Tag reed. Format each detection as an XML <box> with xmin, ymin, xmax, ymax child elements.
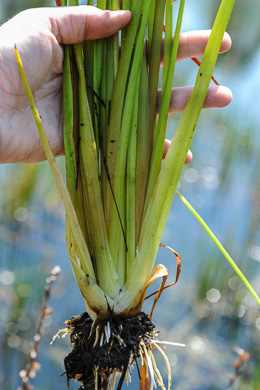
<box><xmin>15</xmin><ymin>0</ymin><xmax>259</xmax><ymax>388</ymax></box>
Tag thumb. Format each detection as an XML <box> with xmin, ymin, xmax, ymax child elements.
<box><xmin>47</xmin><ymin>6</ymin><xmax>131</xmax><ymax>43</ymax></box>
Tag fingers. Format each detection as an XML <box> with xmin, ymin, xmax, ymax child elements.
<box><xmin>161</xmin><ymin>30</ymin><xmax>231</xmax><ymax>64</ymax></box>
<box><xmin>46</xmin><ymin>6</ymin><xmax>131</xmax><ymax>43</ymax></box>
<box><xmin>161</xmin><ymin>83</ymin><xmax>232</xmax><ymax>163</ymax></box>
<box><xmin>185</xmin><ymin>149</ymin><xmax>193</xmax><ymax>164</ymax></box>
<box><xmin>157</xmin><ymin>85</ymin><xmax>233</xmax><ymax>114</ymax></box>
<box><xmin>163</xmin><ymin>139</ymin><xmax>193</xmax><ymax>164</ymax></box>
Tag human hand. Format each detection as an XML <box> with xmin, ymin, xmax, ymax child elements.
<box><xmin>0</xmin><ymin>7</ymin><xmax>232</xmax><ymax>164</ymax></box>
<box><xmin>0</xmin><ymin>6</ymin><xmax>131</xmax><ymax>163</ymax></box>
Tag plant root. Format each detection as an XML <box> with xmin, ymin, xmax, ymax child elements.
<box><xmin>63</xmin><ymin>311</ymin><xmax>169</xmax><ymax>390</ymax></box>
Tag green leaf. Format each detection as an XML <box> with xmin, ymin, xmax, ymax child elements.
<box><xmin>15</xmin><ymin>45</ymin><xmax>96</xmax><ymax>282</ymax></box>
<box><xmin>176</xmin><ymin>190</ymin><xmax>260</xmax><ymax>306</ymax></box>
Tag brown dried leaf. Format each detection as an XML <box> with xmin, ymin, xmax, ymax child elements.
<box><xmin>149</xmin><ymin>266</ymin><xmax>168</xmax><ymax>320</ymax></box>
<box><xmin>145</xmin><ymin>244</ymin><xmax>182</xmax><ymax>303</ymax></box>
<box><xmin>159</xmin><ymin>243</ymin><xmax>181</xmax><ymax>284</ymax></box>
<box><xmin>145</xmin><ymin>264</ymin><xmax>168</xmax><ymax>290</ymax></box>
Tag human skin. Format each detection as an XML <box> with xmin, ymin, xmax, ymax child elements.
<box><xmin>0</xmin><ymin>6</ymin><xmax>232</xmax><ymax>164</ymax></box>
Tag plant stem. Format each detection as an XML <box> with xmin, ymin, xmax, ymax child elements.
<box><xmin>176</xmin><ymin>190</ymin><xmax>260</xmax><ymax>306</ymax></box>
<box><xmin>126</xmin><ymin>89</ymin><xmax>138</xmax><ymax>277</ymax></box>
<box><xmin>125</xmin><ymin>0</ymin><xmax>237</xmax><ymax>298</ymax></box>
<box><xmin>105</xmin><ymin>0</ymin><xmax>144</xmax><ymax>215</ymax></box>
<box><xmin>144</xmin><ymin>0</ymin><xmax>185</xmax><ymax>213</ymax></box>
<box><xmin>107</xmin><ymin>0</ymin><xmax>152</xmax><ymax>274</ymax></box>
<box><xmin>73</xmin><ymin>43</ymin><xmax>120</xmax><ymax>297</ymax></box>
<box><xmin>121</xmin><ymin>0</ymin><xmax>133</xmax><ymax>46</ymax></box>
<box><xmin>135</xmin><ymin>46</ymin><xmax>150</xmax><ymax>244</ymax></box>
<box><xmin>15</xmin><ymin>46</ymin><xmax>96</xmax><ymax>282</ymax></box>
<box><xmin>162</xmin><ymin>0</ymin><xmax>173</xmax><ymax>88</ymax></box>
<box><xmin>148</xmin><ymin>0</ymin><xmax>166</xmax><ymax>144</ymax></box>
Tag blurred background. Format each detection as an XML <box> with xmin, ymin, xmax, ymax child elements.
<box><xmin>0</xmin><ymin>0</ymin><xmax>259</xmax><ymax>389</ymax></box>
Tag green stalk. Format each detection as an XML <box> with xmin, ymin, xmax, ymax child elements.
<box><xmin>22</xmin><ymin>0</ymin><xmax>246</xmax><ymax>326</ymax></box>
<box><xmin>147</xmin><ymin>1</ymin><xmax>155</xmax><ymax>53</ymax></box>
<box><xmin>93</xmin><ymin>0</ymin><xmax>106</xmax><ymax>154</ymax></box>
<box><xmin>112</xmin><ymin>0</ymin><xmax>120</xmax><ymax>75</ymax></box>
<box><xmin>15</xmin><ymin>46</ymin><xmax>96</xmax><ymax>282</ymax></box>
<box><xmin>69</xmin><ymin>0</ymin><xmax>78</xmax><ymax>6</ymax></box>
<box><xmin>63</xmin><ymin>45</ymin><xmax>77</xmax><ymax>204</ymax></box>
<box><xmin>144</xmin><ymin>0</ymin><xmax>185</xmax><ymax>214</ymax></box>
<box><xmin>148</xmin><ymin>0</ymin><xmax>166</xmax><ymax>143</ymax></box>
<box><xmin>84</xmin><ymin>38</ymin><xmax>94</xmax><ymax>120</ymax></box>
<box><xmin>107</xmin><ymin>0</ymin><xmax>152</xmax><ymax>273</ymax></box>
<box><xmin>125</xmin><ymin>0</ymin><xmax>237</xmax><ymax>299</ymax></box>
<box><xmin>63</xmin><ymin>45</ymin><xmax>90</xmax><ymax>251</ymax></box>
<box><xmin>162</xmin><ymin>0</ymin><xmax>173</xmax><ymax>88</ymax></box>
<box><xmin>105</xmin><ymin>0</ymin><xmax>144</xmax><ymax>212</ymax></box>
<box><xmin>144</xmin><ymin>0</ymin><xmax>236</xmax><ymax>251</ymax></box>
<box><xmin>176</xmin><ymin>190</ymin><xmax>260</xmax><ymax>306</ymax></box>
<box><xmin>100</xmin><ymin>47</ymin><xmax>107</xmax><ymax>153</ymax></box>
<box><xmin>73</xmin><ymin>43</ymin><xmax>120</xmax><ymax>297</ymax></box>
<box><xmin>102</xmin><ymin>0</ymin><xmax>120</xmax><ymax>221</ymax></box>
<box><xmin>85</xmin><ymin>0</ymin><xmax>94</xmax><ymax>115</ymax></box>
<box><xmin>121</xmin><ymin>0</ymin><xmax>133</xmax><ymax>47</ymax></box>
<box><xmin>102</xmin><ymin>35</ymin><xmax>113</xmax><ymax>217</ymax></box>
<box><xmin>117</xmin><ymin>181</ymin><xmax>126</xmax><ymax>283</ymax></box>
<box><xmin>122</xmin><ymin>0</ymin><xmax>132</xmax><ymax>10</ymax></box>
<box><xmin>135</xmin><ymin>46</ymin><xmax>150</xmax><ymax>243</ymax></box>
<box><xmin>126</xmin><ymin>89</ymin><xmax>138</xmax><ymax>277</ymax></box>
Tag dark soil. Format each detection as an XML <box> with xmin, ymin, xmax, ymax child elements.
<box><xmin>64</xmin><ymin>311</ymin><xmax>156</xmax><ymax>390</ymax></box>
